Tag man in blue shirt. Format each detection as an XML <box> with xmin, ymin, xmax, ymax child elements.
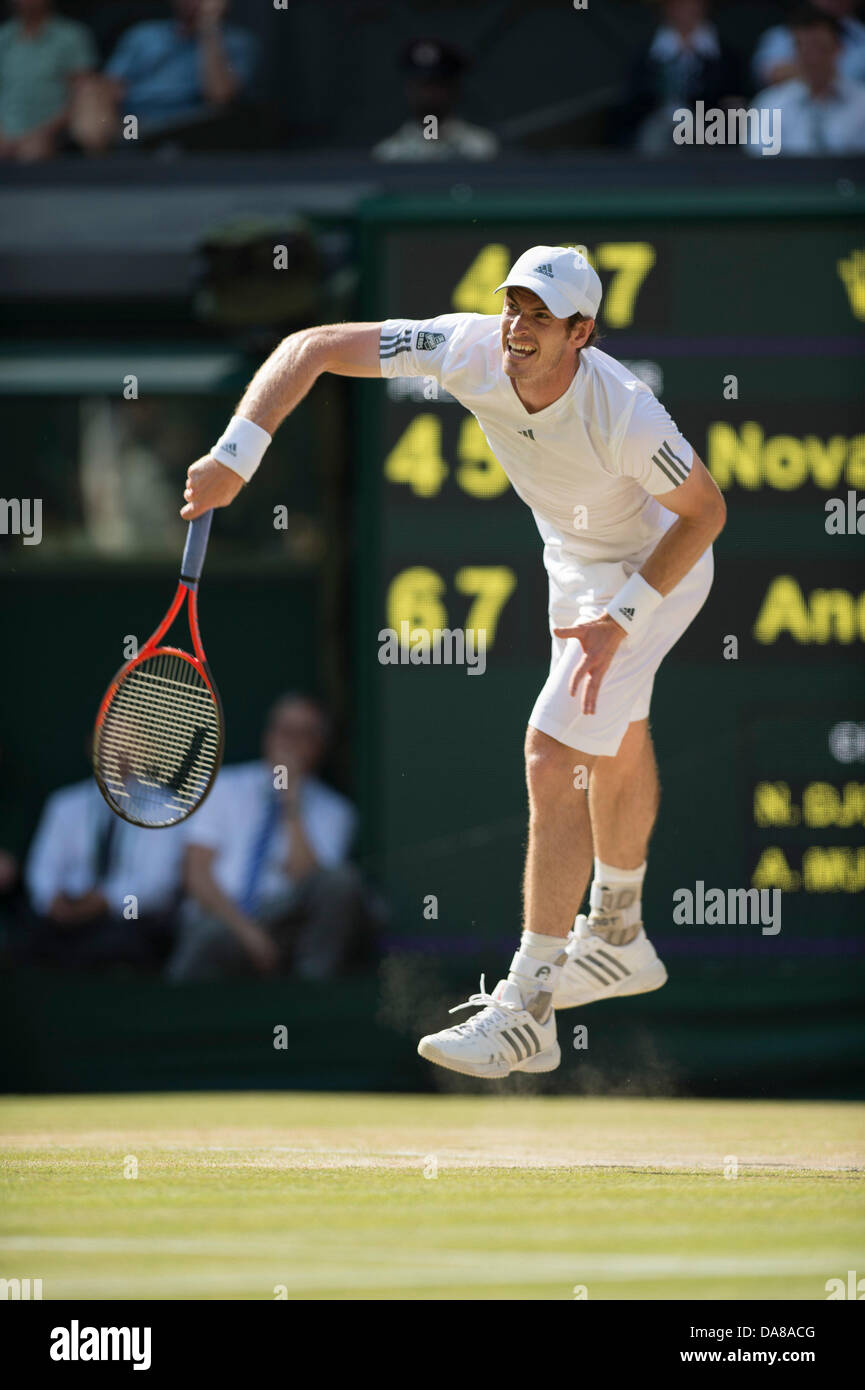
<box><xmin>76</xmin><ymin>0</ymin><xmax>257</xmax><ymax>147</ymax></box>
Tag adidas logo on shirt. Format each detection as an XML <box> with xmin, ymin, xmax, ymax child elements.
<box><xmin>518</xmin><ymin>428</ymin><xmax>535</xmax><ymax>439</ymax></box>
<box><xmin>534</xmin><ymin>263</ymin><xmax>554</xmax><ymax>278</ymax></box>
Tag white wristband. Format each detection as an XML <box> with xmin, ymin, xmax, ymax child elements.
<box><xmin>606</xmin><ymin>572</ymin><xmax>662</xmax><ymax>640</ymax></box>
<box><xmin>210</xmin><ymin>415</ymin><xmax>272</xmax><ymax>483</ymax></box>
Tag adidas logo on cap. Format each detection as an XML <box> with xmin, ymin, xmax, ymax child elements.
<box><xmin>495</xmin><ymin>245</ymin><xmax>603</xmax><ymax>320</ymax></box>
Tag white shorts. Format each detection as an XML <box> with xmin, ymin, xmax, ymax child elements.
<box><xmin>529</xmin><ymin>548</ymin><xmax>714</xmax><ymax>756</ymax></box>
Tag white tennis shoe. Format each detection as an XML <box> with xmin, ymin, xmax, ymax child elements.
<box><xmin>417</xmin><ymin>976</ymin><xmax>561</xmax><ymax>1078</ymax></box>
<box><xmin>552</xmin><ymin>915</ymin><xmax>668</xmax><ymax>1009</ymax></box>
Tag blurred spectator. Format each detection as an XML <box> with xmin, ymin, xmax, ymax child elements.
<box><xmin>752</xmin><ymin>0</ymin><xmax>865</xmax><ymax>86</ymax></box>
<box><xmin>19</xmin><ymin>757</ymin><xmax>186</xmax><ymax>970</ymax></box>
<box><xmin>0</xmin><ymin>847</ymin><xmax>18</xmax><ymax>895</ymax></box>
<box><xmin>0</xmin><ymin>0</ymin><xmax>96</xmax><ymax>161</ymax></box>
<box><xmin>749</xmin><ymin>6</ymin><xmax>865</xmax><ymax>155</ymax></box>
<box><xmin>0</xmin><ymin>738</ymin><xmax>27</xmax><ymax>947</ymax></box>
<box><xmin>73</xmin><ymin>0</ymin><xmax>257</xmax><ymax>153</ymax></box>
<box><xmin>617</xmin><ymin>0</ymin><xmax>743</xmax><ymax>153</ymax></box>
<box><xmin>0</xmin><ymin>847</ymin><xmax>22</xmax><ymax>946</ymax></box>
<box><xmin>168</xmin><ymin>694</ymin><xmax>379</xmax><ymax>982</ymax></box>
<box><xmin>372</xmin><ymin>37</ymin><xmax>498</xmax><ymax>161</ymax></box>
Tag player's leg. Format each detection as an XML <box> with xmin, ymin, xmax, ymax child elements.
<box><xmin>416</xmin><ymin>728</ymin><xmax>596</xmax><ymax>1079</ymax></box>
<box><xmin>587</xmin><ymin>717</ymin><xmax>659</xmax><ymax>942</ymax></box>
<box><xmin>547</xmin><ymin>553</ymin><xmax>714</xmax><ymax>1010</ymax></box>
<box><xmin>554</xmin><ymin>719</ymin><xmax>668</xmax><ymax>1008</ymax></box>
<box><xmin>417</xmin><ymin>554</ymin><xmax>714</xmax><ymax>1073</ymax></box>
<box><xmin>590</xmin><ymin>718</ymin><xmax>659</xmax><ymax>873</ymax></box>
<box><xmin>522</xmin><ymin>726</ymin><xmax>597</xmax><ymax>938</ymax></box>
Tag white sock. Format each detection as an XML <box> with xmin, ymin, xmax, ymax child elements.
<box><xmin>506</xmin><ymin>931</ymin><xmax>568</xmax><ymax>1005</ymax></box>
<box><xmin>587</xmin><ymin>859</ymin><xmax>646</xmax><ymax>945</ymax></box>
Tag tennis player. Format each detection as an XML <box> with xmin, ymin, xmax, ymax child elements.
<box><xmin>181</xmin><ymin>245</ymin><xmax>726</xmax><ymax>1078</ymax></box>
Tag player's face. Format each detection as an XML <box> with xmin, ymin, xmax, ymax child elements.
<box><xmin>501</xmin><ymin>287</ymin><xmax>582</xmax><ymax>382</ymax></box>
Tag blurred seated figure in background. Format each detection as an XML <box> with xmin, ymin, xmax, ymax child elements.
<box><xmin>168</xmin><ymin>694</ymin><xmax>381</xmax><ymax>982</ymax></box>
<box><xmin>19</xmin><ymin>747</ymin><xmax>186</xmax><ymax>971</ymax></box>
<box><xmin>752</xmin><ymin>0</ymin><xmax>865</xmax><ymax>87</ymax></box>
<box><xmin>749</xmin><ymin>5</ymin><xmax>865</xmax><ymax>155</ymax></box>
<box><xmin>372</xmin><ymin>36</ymin><xmax>498</xmax><ymax>162</ymax></box>
<box><xmin>72</xmin><ymin>0</ymin><xmax>257</xmax><ymax>154</ymax></box>
<box><xmin>0</xmin><ymin>0</ymin><xmax>96</xmax><ymax>161</ymax></box>
<box><xmin>616</xmin><ymin>0</ymin><xmax>743</xmax><ymax>153</ymax></box>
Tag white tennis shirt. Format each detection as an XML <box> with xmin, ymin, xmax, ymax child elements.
<box><xmin>379</xmin><ymin>313</ymin><xmax>694</xmax><ymax>584</ymax></box>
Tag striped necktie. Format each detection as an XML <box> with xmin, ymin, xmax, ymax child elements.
<box><xmin>94</xmin><ymin>804</ymin><xmax>119</xmax><ymax>881</ymax></box>
<box><xmin>239</xmin><ymin>789</ymin><xmax>281</xmax><ymax>916</ymax></box>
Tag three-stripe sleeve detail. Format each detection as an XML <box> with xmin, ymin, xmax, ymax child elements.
<box><xmin>652</xmin><ymin>439</ymin><xmax>690</xmax><ymax>488</ymax></box>
<box><xmin>380</xmin><ymin>327</ymin><xmax>416</xmax><ymax>360</ymax></box>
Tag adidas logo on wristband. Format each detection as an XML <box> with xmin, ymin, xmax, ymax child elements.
<box><xmin>607</xmin><ymin>574</ymin><xmax>662</xmax><ymax>640</ymax></box>
<box><xmin>211</xmin><ymin>415</ymin><xmax>272</xmax><ymax>483</ymax></box>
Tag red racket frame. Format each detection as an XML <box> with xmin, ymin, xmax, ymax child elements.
<box><xmin>93</xmin><ymin>580</ymin><xmax>225</xmax><ymax>827</ymax></box>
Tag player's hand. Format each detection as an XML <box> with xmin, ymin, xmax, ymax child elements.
<box><xmin>552</xmin><ymin>614</ymin><xmax>626</xmax><ymax>715</ymax></box>
<box><xmin>181</xmin><ymin>456</ymin><xmax>243</xmax><ymax>520</ymax></box>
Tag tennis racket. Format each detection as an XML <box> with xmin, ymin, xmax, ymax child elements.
<box><xmin>93</xmin><ymin>511</ymin><xmax>224</xmax><ymax>828</ymax></box>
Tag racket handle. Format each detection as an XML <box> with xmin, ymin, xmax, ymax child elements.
<box><xmin>180</xmin><ymin>510</ymin><xmax>213</xmax><ymax>586</ymax></box>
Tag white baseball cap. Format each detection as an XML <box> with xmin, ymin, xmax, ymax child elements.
<box><xmin>495</xmin><ymin>244</ymin><xmax>602</xmax><ymax>319</ymax></box>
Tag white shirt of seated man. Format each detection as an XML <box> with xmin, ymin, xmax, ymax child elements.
<box><xmin>184</xmin><ymin>759</ymin><xmax>356</xmax><ymax>915</ymax></box>
<box><xmin>26</xmin><ymin>778</ymin><xmax>186</xmax><ymax>920</ymax></box>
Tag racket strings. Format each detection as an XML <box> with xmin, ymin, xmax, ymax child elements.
<box><xmin>95</xmin><ymin>651</ymin><xmax>222</xmax><ymax>827</ymax></box>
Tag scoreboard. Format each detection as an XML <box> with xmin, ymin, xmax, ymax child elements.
<box><xmin>354</xmin><ymin>191</ymin><xmax>865</xmax><ymax>976</ymax></box>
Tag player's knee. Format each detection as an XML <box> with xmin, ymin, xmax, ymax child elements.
<box><xmin>524</xmin><ymin>728</ymin><xmax>586</xmax><ymax>804</ymax></box>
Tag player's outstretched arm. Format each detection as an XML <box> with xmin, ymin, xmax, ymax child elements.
<box><xmin>181</xmin><ymin>322</ymin><xmax>383</xmax><ymax>519</ymax></box>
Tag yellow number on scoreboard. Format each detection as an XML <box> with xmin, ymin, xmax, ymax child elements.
<box><xmin>383</xmin><ymin>414</ymin><xmax>448</xmax><ymax>497</ymax></box>
<box><xmin>456</xmin><ymin>418</ymin><xmax>510</xmax><ymax>498</ymax></box>
<box><xmin>595</xmin><ymin>243</ymin><xmax>656</xmax><ymax>328</ymax></box>
<box><xmin>385</xmin><ymin>565</ymin><xmax>517</xmax><ymax>647</ymax></box>
<box><xmin>451</xmin><ymin>243</ymin><xmax>511</xmax><ymax>313</ymax></box>
<box><xmin>386</xmin><ymin>566</ymin><xmax>448</xmax><ymax>637</ymax></box>
<box><xmin>455</xmin><ymin>566</ymin><xmax>517</xmax><ymax>644</ymax></box>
